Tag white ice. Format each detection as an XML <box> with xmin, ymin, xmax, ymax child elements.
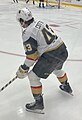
<box><xmin>0</xmin><ymin>0</ymin><xmax>82</xmax><ymax>120</ymax></box>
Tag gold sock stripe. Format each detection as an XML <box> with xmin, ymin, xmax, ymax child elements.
<box><xmin>57</xmin><ymin>73</ymin><xmax>68</xmax><ymax>83</ymax></box>
<box><xmin>31</xmin><ymin>85</ymin><xmax>42</xmax><ymax>94</ymax></box>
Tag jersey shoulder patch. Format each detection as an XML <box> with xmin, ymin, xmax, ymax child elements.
<box><xmin>23</xmin><ymin>37</ymin><xmax>38</xmax><ymax>55</ymax></box>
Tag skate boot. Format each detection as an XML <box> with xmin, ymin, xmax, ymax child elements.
<box><xmin>25</xmin><ymin>94</ymin><xmax>44</xmax><ymax>114</ymax></box>
<box><xmin>33</xmin><ymin>0</ymin><xmax>35</xmax><ymax>5</ymax></box>
<box><xmin>39</xmin><ymin>3</ymin><xmax>41</xmax><ymax>8</ymax></box>
<box><xmin>42</xmin><ymin>3</ymin><xmax>45</xmax><ymax>8</ymax></box>
<box><xmin>26</xmin><ymin>0</ymin><xmax>29</xmax><ymax>3</ymax></box>
<box><xmin>59</xmin><ymin>81</ymin><xmax>73</xmax><ymax>94</ymax></box>
<box><xmin>16</xmin><ymin>0</ymin><xmax>18</xmax><ymax>3</ymax></box>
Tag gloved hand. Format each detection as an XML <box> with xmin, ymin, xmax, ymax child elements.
<box><xmin>16</xmin><ymin>64</ymin><xmax>29</xmax><ymax>79</ymax></box>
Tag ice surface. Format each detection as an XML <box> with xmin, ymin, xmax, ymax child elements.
<box><xmin>0</xmin><ymin>0</ymin><xmax>82</xmax><ymax>120</ymax></box>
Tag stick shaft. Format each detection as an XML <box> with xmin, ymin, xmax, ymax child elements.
<box><xmin>0</xmin><ymin>76</ymin><xmax>17</xmax><ymax>92</ymax></box>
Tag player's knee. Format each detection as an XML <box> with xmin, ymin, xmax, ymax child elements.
<box><xmin>53</xmin><ymin>70</ymin><xmax>68</xmax><ymax>83</ymax></box>
<box><xmin>53</xmin><ymin>70</ymin><xmax>65</xmax><ymax>77</ymax></box>
<box><xmin>28</xmin><ymin>70</ymin><xmax>41</xmax><ymax>86</ymax></box>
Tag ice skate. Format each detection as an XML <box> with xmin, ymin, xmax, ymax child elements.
<box><xmin>25</xmin><ymin>95</ymin><xmax>44</xmax><ymax>114</ymax></box>
<box><xmin>33</xmin><ymin>1</ymin><xmax>35</xmax><ymax>5</ymax></box>
<box><xmin>42</xmin><ymin>3</ymin><xmax>45</xmax><ymax>8</ymax></box>
<box><xmin>39</xmin><ymin>3</ymin><xmax>41</xmax><ymax>8</ymax></box>
<box><xmin>59</xmin><ymin>81</ymin><xmax>73</xmax><ymax>96</ymax></box>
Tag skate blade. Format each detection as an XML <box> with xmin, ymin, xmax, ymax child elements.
<box><xmin>60</xmin><ymin>90</ymin><xmax>74</xmax><ymax>96</ymax></box>
<box><xmin>26</xmin><ymin>108</ymin><xmax>45</xmax><ymax>114</ymax></box>
<box><xmin>68</xmin><ymin>93</ymin><xmax>74</xmax><ymax>96</ymax></box>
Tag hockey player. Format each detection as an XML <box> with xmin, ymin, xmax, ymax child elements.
<box><xmin>39</xmin><ymin>0</ymin><xmax>45</xmax><ymax>8</ymax></box>
<box><xmin>26</xmin><ymin>0</ymin><xmax>35</xmax><ymax>5</ymax></box>
<box><xmin>16</xmin><ymin>8</ymin><xmax>73</xmax><ymax>114</ymax></box>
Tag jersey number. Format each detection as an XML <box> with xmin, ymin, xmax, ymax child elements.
<box><xmin>25</xmin><ymin>44</ymin><xmax>32</xmax><ymax>51</ymax></box>
<box><xmin>42</xmin><ymin>25</ymin><xmax>55</xmax><ymax>44</ymax></box>
<box><xmin>42</xmin><ymin>24</ymin><xmax>57</xmax><ymax>45</ymax></box>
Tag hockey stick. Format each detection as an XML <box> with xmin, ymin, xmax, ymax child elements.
<box><xmin>0</xmin><ymin>76</ymin><xmax>17</xmax><ymax>92</ymax></box>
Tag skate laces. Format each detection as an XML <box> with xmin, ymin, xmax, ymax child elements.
<box><xmin>28</xmin><ymin>102</ymin><xmax>36</xmax><ymax>107</ymax></box>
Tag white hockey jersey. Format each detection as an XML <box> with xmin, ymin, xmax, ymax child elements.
<box><xmin>22</xmin><ymin>20</ymin><xmax>63</xmax><ymax>68</ymax></box>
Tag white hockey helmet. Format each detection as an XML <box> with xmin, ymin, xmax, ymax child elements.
<box><xmin>16</xmin><ymin>8</ymin><xmax>33</xmax><ymax>22</ymax></box>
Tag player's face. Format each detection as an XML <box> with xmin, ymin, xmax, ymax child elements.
<box><xmin>19</xmin><ymin>18</ymin><xmax>28</xmax><ymax>28</ymax></box>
